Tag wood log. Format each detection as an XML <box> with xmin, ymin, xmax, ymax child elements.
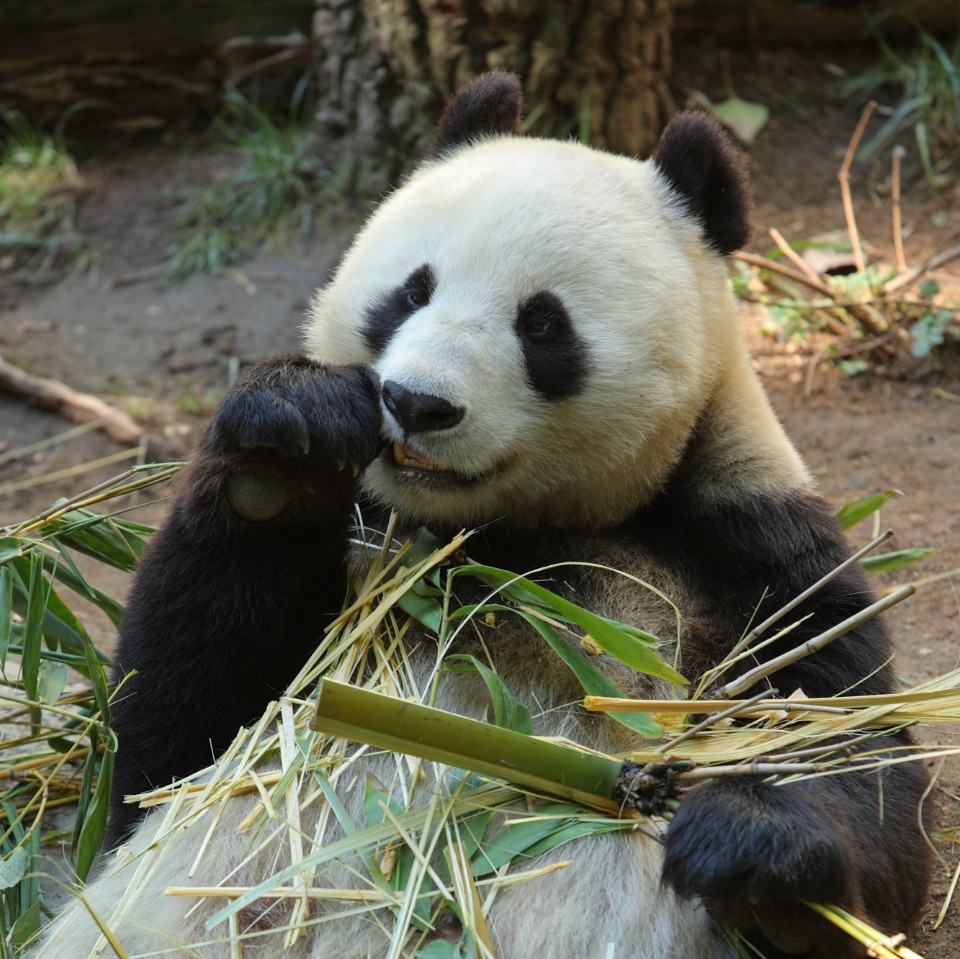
<box><xmin>0</xmin><ymin>353</ymin><xmax>180</xmax><ymax>461</ymax></box>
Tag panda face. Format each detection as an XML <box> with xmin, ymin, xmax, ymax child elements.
<box><xmin>307</xmin><ymin>136</ymin><xmax>739</xmax><ymax>528</ymax></box>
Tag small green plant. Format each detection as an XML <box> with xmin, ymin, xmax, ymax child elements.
<box><xmin>0</xmin><ymin>107</ymin><xmax>84</xmax><ymax>281</ymax></box>
<box><xmin>845</xmin><ymin>23</ymin><xmax>960</xmax><ymax>188</ymax></box>
<box><xmin>0</xmin><ymin>465</ymin><xmax>178</xmax><ymax>957</ymax></box>
<box><xmin>165</xmin><ymin>82</ymin><xmax>339</xmax><ymax>282</ymax></box>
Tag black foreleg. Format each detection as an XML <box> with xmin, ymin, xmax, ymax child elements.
<box><xmin>107</xmin><ymin>357</ymin><xmax>381</xmax><ymax>845</ymax></box>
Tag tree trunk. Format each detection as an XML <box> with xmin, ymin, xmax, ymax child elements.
<box><xmin>312</xmin><ymin>0</ymin><xmax>677</xmax><ymax>195</ymax></box>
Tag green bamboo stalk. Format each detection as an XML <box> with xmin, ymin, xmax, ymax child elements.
<box><xmin>312</xmin><ymin>680</ymin><xmax>622</xmax><ymax>813</ymax></box>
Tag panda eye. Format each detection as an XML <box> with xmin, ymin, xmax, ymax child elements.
<box><xmin>402</xmin><ymin>264</ymin><xmax>435</xmax><ymax>312</ymax></box>
<box><xmin>517</xmin><ymin>291</ymin><xmax>566</xmax><ymax>342</ymax></box>
<box><xmin>406</xmin><ymin>287</ymin><xmax>428</xmax><ymax>310</ymax></box>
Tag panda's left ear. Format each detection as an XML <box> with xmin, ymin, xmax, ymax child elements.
<box><xmin>429</xmin><ymin>72</ymin><xmax>524</xmax><ymax>158</ymax></box>
<box><xmin>652</xmin><ymin>112</ymin><xmax>752</xmax><ymax>256</ymax></box>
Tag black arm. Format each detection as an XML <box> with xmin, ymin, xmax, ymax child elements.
<box><xmin>627</xmin><ymin>488</ymin><xmax>933</xmax><ymax>957</ymax></box>
<box><xmin>107</xmin><ymin>357</ymin><xmax>381</xmax><ymax>846</ymax></box>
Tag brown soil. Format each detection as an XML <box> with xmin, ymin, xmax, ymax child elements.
<box><xmin>1</xmin><ymin>44</ymin><xmax>958</xmax><ymax>956</ymax></box>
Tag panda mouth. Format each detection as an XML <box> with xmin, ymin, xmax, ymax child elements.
<box><xmin>389</xmin><ymin>442</ymin><xmax>489</xmax><ymax>486</ymax></box>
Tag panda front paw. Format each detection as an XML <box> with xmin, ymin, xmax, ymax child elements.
<box><xmin>662</xmin><ymin>778</ymin><xmax>849</xmax><ymax>955</ymax></box>
<box><xmin>200</xmin><ymin>356</ymin><xmax>383</xmax><ymax>522</ymax></box>
<box><xmin>210</xmin><ymin>357</ymin><xmax>381</xmax><ymax>465</ymax></box>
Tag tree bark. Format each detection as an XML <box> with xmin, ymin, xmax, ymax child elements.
<box><xmin>312</xmin><ymin>0</ymin><xmax>678</xmax><ymax>195</ymax></box>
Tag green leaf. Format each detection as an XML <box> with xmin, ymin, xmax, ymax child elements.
<box><xmin>860</xmin><ymin>547</ymin><xmax>940</xmax><ymax>573</ymax></box>
<box><xmin>0</xmin><ymin>565</ymin><xmax>12</xmax><ymax>670</ymax></box>
<box><xmin>417</xmin><ymin>942</ymin><xmax>463</xmax><ymax>959</ymax></box>
<box><xmin>8</xmin><ymin>901</ymin><xmax>42</xmax><ymax>949</ymax></box>
<box><xmin>919</xmin><ymin>277</ymin><xmax>940</xmax><ymax>299</ymax></box>
<box><xmin>470</xmin><ymin>816</ymin><xmax>566</xmax><ymax>877</ymax></box>
<box><xmin>37</xmin><ymin>660</ymin><xmax>68</xmax><ymax>705</ymax></box>
<box><xmin>0</xmin><ymin>537</ymin><xmax>23</xmax><ymax>564</ymax></box>
<box><xmin>20</xmin><ymin>553</ymin><xmax>46</xmax><ymax>704</ymax></box>
<box><xmin>397</xmin><ymin>584</ymin><xmax>444</xmax><ymax>634</ymax></box>
<box><xmin>511</xmin><ymin>609</ymin><xmax>661</xmax><ymax>738</ymax></box>
<box><xmin>73</xmin><ymin>747</ymin><xmax>113</xmax><ymax>881</ymax></box>
<box><xmin>0</xmin><ymin>846</ymin><xmax>29</xmax><ymax>890</ymax></box>
<box><xmin>447</xmin><ymin>655</ymin><xmax>533</xmax><ymax>735</ymax></box>
<box><xmin>834</xmin><ymin>491</ymin><xmax>902</xmax><ymax>530</ymax></box>
<box><xmin>455</xmin><ymin>565</ymin><xmax>684</xmax><ymax>686</ymax></box>
<box><xmin>364</xmin><ymin>776</ymin><xmax>405</xmax><ymax>829</ymax></box>
<box><xmin>690</xmin><ymin>91</ymin><xmax>769</xmax><ymax>144</ymax></box>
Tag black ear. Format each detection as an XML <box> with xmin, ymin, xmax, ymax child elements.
<box><xmin>652</xmin><ymin>112</ymin><xmax>752</xmax><ymax>256</ymax></box>
<box><xmin>429</xmin><ymin>72</ymin><xmax>524</xmax><ymax>158</ymax></box>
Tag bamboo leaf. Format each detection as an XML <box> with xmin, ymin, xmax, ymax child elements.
<box><xmin>455</xmin><ymin>564</ymin><xmax>684</xmax><ymax>686</ymax></box>
<box><xmin>470</xmin><ymin>818</ymin><xmax>561</xmax><ymax>877</ymax></box>
<box><xmin>8</xmin><ymin>901</ymin><xmax>42</xmax><ymax>950</ymax></box>
<box><xmin>0</xmin><ymin>538</ymin><xmax>23</xmax><ymax>564</ymax></box>
<box><xmin>835</xmin><ymin>490</ymin><xmax>901</xmax><ymax>529</ymax></box>
<box><xmin>511</xmin><ymin>609</ymin><xmax>662</xmax><ymax>738</ymax></box>
<box><xmin>37</xmin><ymin>660</ymin><xmax>68</xmax><ymax>705</ymax></box>
<box><xmin>73</xmin><ymin>748</ymin><xmax>113</xmax><ymax>882</ymax></box>
<box><xmin>446</xmin><ymin>655</ymin><xmax>533</xmax><ymax>735</ymax></box>
<box><xmin>0</xmin><ymin>847</ymin><xmax>29</xmax><ymax>890</ymax></box>
<box><xmin>397</xmin><ymin>585</ymin><xmax>444</xmax><ymax>634</ymax></box>
<box><xmin>860</xmin><ymin>547</ymin><xmax>939</xmax><ymax>573</ymax></box>
<box><xmin>0</xmin><ymin>565</ymin><xmax>12</xmax><ymax>670</ymax></box>
<box><xmin>20</xmin><ymin>553</ymin><xmax>46</xmax><ymax>704</ymax></box>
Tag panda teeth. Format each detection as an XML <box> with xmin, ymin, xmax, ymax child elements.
<box><xmin>393</xmin><ymin>442</ymin><xmax>446</xmax><ymax>473</ymax></box>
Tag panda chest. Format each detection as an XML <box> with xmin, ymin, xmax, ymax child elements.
<box><xmin>350</xmin><ymin>537</ymin><xmax>690</xmax><ymax>756</ymax></box>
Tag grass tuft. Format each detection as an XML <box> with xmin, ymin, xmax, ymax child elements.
<box><xmin>164</xmin><ymin>83</ymin><xmax>341</xmax><ymax>282</ymax></box>
<box><xmin>0</xmin><ymin>107</ymin><xmax>86</xmax><ymax>283</ymax></box>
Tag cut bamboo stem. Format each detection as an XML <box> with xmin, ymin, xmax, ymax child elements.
<box><xmin>311</xmin><ymin>679</ymin><xmax>622</xmax><ymax>813</ymax></box>
<box><xmin>891</xmin><ymin>145</ymin><xmax>908</xmax><ymax>273</ymax></box>
<box><xmin>725</xmin><ymin>529</ymin><xmax>895</xmax><ymax>662</ymax></box>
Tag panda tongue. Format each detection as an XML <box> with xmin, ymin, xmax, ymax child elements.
<box><xmin>393</xmin><ymin>442</ymin><xmax>446</xmax><ymax>472</ymax></box>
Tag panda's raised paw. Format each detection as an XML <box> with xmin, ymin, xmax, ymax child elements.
<box><xmin>205</xmin><ymin>356</ymin><xmax>382</xmax><ymax>471</ymax></box>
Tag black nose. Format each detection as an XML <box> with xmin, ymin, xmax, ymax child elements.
<box><xmin>382</xmin><ymin>380</ymin><xmax>465</xmax><ymax>433</ymax></box>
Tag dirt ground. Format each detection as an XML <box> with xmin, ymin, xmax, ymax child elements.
<box><xmin>1</xmin><ymin>43</ymin><xmax>959</xmax><ymax>956</ymax></box>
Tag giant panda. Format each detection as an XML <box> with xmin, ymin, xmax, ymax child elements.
<box><xmin>33</xmin><ymin>73</ymin><xmax>932</xmax><ymax>959</ymax></box>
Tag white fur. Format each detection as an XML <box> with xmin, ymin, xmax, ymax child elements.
<box><xmin>32</xmin><ymin>133</ymin><xmax>813</xmax><ymax>958</ymax></box>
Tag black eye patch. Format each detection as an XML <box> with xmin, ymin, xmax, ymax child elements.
<box><xmin>515</xmin><ymin>291</ymin><xmax>590</xmax><ymax>401</ymax></box>
<box><xmin>363</xmin><ymin>263</ymin><xmax>437</xmax><ymax>354</ymax></box>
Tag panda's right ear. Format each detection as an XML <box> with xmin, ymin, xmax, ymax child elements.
<box><xmin>429</xmin><ymin>72</ymin><xmax>524</xmax><ymax>158</ymax></box>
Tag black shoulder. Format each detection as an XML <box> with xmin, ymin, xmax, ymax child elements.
<box><xmin>627</xmin><ymin>486</ymin><xmax>897</xmax><ymax>699</ymax></box>
<box><xmin>429</xmin><ymin>71</ymin><xmax>524</xmax><ymax>158</ymax></box>
<box><xmin>652</xmin><ymin>111</ymin><xmax>752</xmax><ymax>255</ymax></box>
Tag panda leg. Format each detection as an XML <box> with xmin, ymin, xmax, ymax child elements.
<box><xmin>106</xmin><ymin>356</ymin><xmax>382</xmax><ymax>846</ymax></box>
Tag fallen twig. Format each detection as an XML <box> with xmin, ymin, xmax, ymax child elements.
<box><xmin>0</xmin><ymin>352</ymin><xmax>179</xmax><ymax>460</ymax></box>
<box><xmin>838</xmin><ymin>100</ymin><xmax>876</xmax><ymax>275</ymax></box>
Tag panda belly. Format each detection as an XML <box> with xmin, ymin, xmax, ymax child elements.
<box><xmin>35</xmin><ymin>809</ymin><xmax>730</xmax><ymax>959</ymax></box>
<box><xmin>34</xmin><ymin>761</ymin><xmax>732</xmax><ymax>959</ymax></box>
<box><xmin>33</xmin><ymin>609</ymin><xmax>731</xmax><ymax>959</ymax></box>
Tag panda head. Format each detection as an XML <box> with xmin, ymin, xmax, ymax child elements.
<box><xmin>306</xmin><ymin>73</ymin><xmax>788</xmax><ymax>529</ymax></box>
